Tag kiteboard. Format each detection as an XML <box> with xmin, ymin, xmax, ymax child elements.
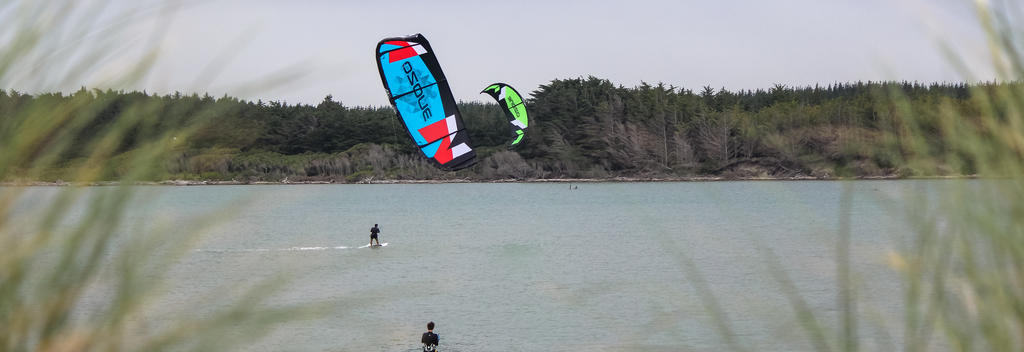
<box><xmin>359</xmin><ymin>242</ymin><xmax>389</xmax><ymax>249</ymax></box>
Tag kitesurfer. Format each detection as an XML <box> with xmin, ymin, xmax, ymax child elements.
<box><xmin>421</xmin><ymin>321</ymin><xmax>439</xmax><ymax>352</ymax></box>
<box><xmin>369</xmin><ymin>224</ymin><xmax>381</xmax><ymax>246</ymax></box>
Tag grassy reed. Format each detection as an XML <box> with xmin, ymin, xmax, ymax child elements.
<box><xmin>807</xmin><ymin>2</ymin><xmax>1024</xmax><ymax>351</ymax></box>
<box><xmin>0</xmin><ymin>1</ymin><xmax>310</xmax><ymax>351</ymax></box>
<box><xmin>672</xmin><ymin>2</ymin><xmax>1024</xmax><ymax>351</ymax></box>
<box><xmin>887</xmin><ymin>2</ymin><xmax>1024</xmax><ymax>351</ymax></box>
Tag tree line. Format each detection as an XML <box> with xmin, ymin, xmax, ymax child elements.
<box><xmin>0</xmin><ymin>77</ymin><xmax>997</xmax><ymax>182</ymax></box>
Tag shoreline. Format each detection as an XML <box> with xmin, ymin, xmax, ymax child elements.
<box><xmin>0</xmin><ymin>174</ymin><xmax>977</xmax><ymax>186</ymax></box>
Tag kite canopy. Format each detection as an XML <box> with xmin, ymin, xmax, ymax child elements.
<box><xmin>481</xmin><ymin>83</ymin><xmax>529</xmax><ymax>146</ymax></box>
<box><xmin>375</xmin><ymin>34</ymin><xmax>476</xmax><ymax>171</ymax></box>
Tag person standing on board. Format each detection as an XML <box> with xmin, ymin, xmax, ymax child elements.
<box><xmin>369</xmin><ymin>224</ymin><xmax>381</xmax><ymax>246</ymax></box>
<box><xmin>421</xmin><ymin>321</ymin><xmax>439</xmax><ymax>352</ymax></box>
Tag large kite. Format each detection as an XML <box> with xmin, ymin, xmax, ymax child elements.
<box><xmin>375</xmin><ymin>34</ymin><xmax>476</xmax><ymax>171</ymax></box>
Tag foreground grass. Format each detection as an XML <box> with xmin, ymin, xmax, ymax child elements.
<box><xmin>672</xmin><ymin>2</ymin><xmax>1024</xmax><ymax>351</ymax></box>
<box><xmin>0</xmin><ymin>1</ymin><xmax>311</xmax><ymax>351</ymax></box>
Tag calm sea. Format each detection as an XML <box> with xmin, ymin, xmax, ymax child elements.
<box><xmin>41</xmin><ymin>181</ymin><xmax>942</xmax><ymax>351</ymax></box>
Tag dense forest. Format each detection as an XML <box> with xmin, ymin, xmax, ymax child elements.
<box><xmin>0</xmin><ymin>77</ymin><xmax>994</xmax><ymax>182</ymax></box>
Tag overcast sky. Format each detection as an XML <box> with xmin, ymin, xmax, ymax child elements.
<box><xmin>14</xmin><ymin>0</ymin><xmax>999</xmax><ymax>106</ymax></box>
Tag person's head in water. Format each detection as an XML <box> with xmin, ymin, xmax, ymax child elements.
<box><xmin>374</xmin><ymin>224</ymin><xmax>378</xmax><ymax>227</ymax></box>
<box><xmin>427</xmin><ymin>321</ymin><xmax>434</xmax><ymax>331</ymax></box>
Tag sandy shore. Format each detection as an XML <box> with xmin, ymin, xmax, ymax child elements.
<box><xmin>0</xmin><ymin>174</ymin><xmax>978</xmax><ymax>186</ymax></box>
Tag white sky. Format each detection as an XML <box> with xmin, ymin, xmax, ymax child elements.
<box><xmin>9</xmin><ymin>0</ymin><xmax>999</xmax><ymax>106</ymax></box>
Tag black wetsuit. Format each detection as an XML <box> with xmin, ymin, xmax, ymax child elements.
<box><xmin>370</xmin><ymin>226</ymin><xmax>380</xmax><ymax>242</ymax></box>
<box><xmin>421</xmin><ymin>331</ymin><xmax>439</xmax><ymax>351</ymax></box>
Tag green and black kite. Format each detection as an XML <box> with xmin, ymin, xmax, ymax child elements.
<box><xmin>481</xmin><ymin>83</ymin><xmax>529</xmax><ymax>146</ymax></box>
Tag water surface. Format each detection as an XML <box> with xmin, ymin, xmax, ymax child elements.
<box><xmin>70</xmin><ymin>181</ymin><xmax>937</xmax><ymax>350</ymax></box>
